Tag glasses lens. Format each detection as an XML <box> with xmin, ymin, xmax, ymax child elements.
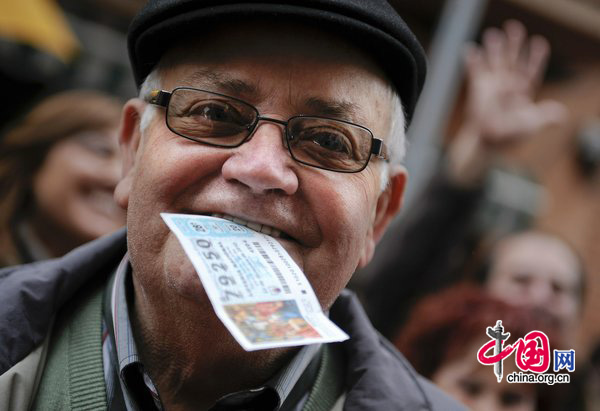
<box><xmin>287</xmin><ymin>117</ymin><xmax>373</xmax><ymax>172</ymax></box>
<box><xmin>167</xmin><ymin>88</ymin><xmax>257</xmax><ymax>146</ymax></box>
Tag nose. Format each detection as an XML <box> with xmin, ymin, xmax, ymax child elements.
<box><xmin>221</xmin><ymin>122</ymin><xmax>299</xmax><ymax>195</ymax></box>
<box><xmin>523</xmin><ymin>279</ymin><xmax>553</xmax><ymax>308</ymax></box>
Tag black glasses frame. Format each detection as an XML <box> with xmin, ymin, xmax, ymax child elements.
<box><xmin>146</xmin><ymin>87</ymin><xmax>389</xmax><ymax>173</ymax></box>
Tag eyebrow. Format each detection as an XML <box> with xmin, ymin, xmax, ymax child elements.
<box><xmin>179</xmin><ymin>69</ymin><xmax>259</xmax><ymax>97</ymax></box>
<box><xmin>178</xmin><ymin>69</ymin><xmax>364</xmax><ymax>123</ymax></box>
<box><xmin>304</xmin><ymin>97</ymin><xmax>362</xmax><ymax>123</ymax></box>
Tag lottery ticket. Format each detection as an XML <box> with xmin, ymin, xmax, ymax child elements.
<box><xmin>161</xmin><ymin>212</ymin><xmax>349</xmax><ymax>351</ymax></box>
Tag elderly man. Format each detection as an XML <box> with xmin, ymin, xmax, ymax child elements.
<box><xmin>0</xmin><ymin>1</ymin><xmax>464</xmax><ymax>410</ymax></box>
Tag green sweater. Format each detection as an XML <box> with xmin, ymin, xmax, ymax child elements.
<box><xmin>31</xmin><ymin>284</ymin><xmax>344</xmax><ymax>410</ymax></box>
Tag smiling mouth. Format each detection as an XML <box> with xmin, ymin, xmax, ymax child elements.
<box><xmin>209</xmin><ymin>212</ymin><xmax>293</xmax><ymax>240</ymax></box>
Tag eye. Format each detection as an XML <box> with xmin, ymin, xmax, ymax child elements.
<box><xmin>458</xmin><ymin>378</ymin><xmax>482</xmax><ymax>397</ymax></box>
<box><xmin>187</xmin><ymin>100</ymin><xmax>246</xmax><ymax>125</ymax></box>
<box><xmin>511</xmin><ymin>272</ymin><xmax>532</xmax><ymax>286</ymax></box>
<box><xmin>551</xmin><ymin>280</ymin><xmax>568</xmax><ymax>296</ymax></box>
<box><xmin>72</xmin><ymin>132</ymin><xmax>115</xmax><ymax>158</ymax></box>
<box><xmin>296</xmin><ymin>128</ymin><xmax>352</xmax><ymax>154</ymax></box>
<box><xmin>313</xmin><ymin>132</ymin><xmax>350</xmax><ymax>153</ymax></box>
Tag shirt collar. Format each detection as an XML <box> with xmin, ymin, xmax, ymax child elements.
<box><xmin>110</xmin><ymin>253</ymin><xmax>320</xmax><ymax>410</ymax></box>
<box><xmin>111</xmin><ymin>253</ymin><xmax>161</xmax><ymax>410</ymax></box>
<box><xmin>112</xmin><ymin>254</ymin><xmax>142</xmax><ymax>372</ymax></box>
<box><xmin>266</xmin><ymin>342</ymin><xmax>321</xmax><ymax>408</ymax></box>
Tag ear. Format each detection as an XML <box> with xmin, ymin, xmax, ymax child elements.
<box><xmin>358</xmin><ymin>165</ymin><xmax>407</xmax><ymax>268</ymax></box>
<box><xmin>114</xmin><ymin>98</ymin><xmax>147</xmax><ymax>210</ymax></box>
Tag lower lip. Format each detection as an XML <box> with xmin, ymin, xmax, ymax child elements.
<box><xmin>272</xmin><ymin>237</ymin><xmax>303</xmax><ymax>268</ymax></box>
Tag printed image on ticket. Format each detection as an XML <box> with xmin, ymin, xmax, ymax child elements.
<box><xmin>161</xmin><ymin>212</ymin><xmax>349</xmax><ymax>351</ymax></box>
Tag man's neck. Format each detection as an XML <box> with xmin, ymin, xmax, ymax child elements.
<box><xmin>130</xmin><ymin>275</ymin><xmax>296</xmax><ymax>410</ymax></box>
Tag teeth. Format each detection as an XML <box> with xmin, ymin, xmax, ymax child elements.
<box><xmin>213</xmin><ymin>213</ymin><xmax>282</xmax><ymax>238</ymax></box>
<box><xmin>247</xmin><ymin>222</ymin><xmax>261</xmax><ymax>231</ymax></box>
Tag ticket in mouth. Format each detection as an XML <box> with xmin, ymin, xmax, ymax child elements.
<box><xmin>161</xmin><ymin>212</ymin><xmax>349</xmax><ymax>351</ymax></box>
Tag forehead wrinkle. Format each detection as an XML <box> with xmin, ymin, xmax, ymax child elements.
<box><xmin>303</xmin><ymin>97</ymin><xmax>364</xmax><ymax>124</ymax></box>
<box><xmin>178</xmin><ymin>69</ymin><xmax>261</xmax><ymax>99</ymax></box>
<box><xmin>169</xmin><ymin>65</ymin><xmax>382</xmax><ymax>131</ymax></box>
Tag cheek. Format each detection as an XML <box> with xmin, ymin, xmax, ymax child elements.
<box><xmin>303</xmin><ymin>173</ymin><xmax>379</xmax><ymax>306</ymax></box>
<box><xmin>36</xmin><ymin>143</ymin><xmax>114</xmax><ymax>196</ymax></box>
<box><xmin>320</xmin><ymin>173</ymin><xmax>377</xmax><ymax>246</ymax></box>
<box><xmin>316</xmin><ymin>180</ymin><xmax>374</xmax><ymax>250</ymax></box>
<box><xmin>557</xmin><ymin>292</ymin><xmax>579</xmax><ymax>321</ymax></box>
<box><xmin>34</xmin><ymin>146</ymin><xmax>85</xmax><ymax>208</ymax></box>
<box><xmin>126</xmin><ymin>137</ymin><xmax>229</xmax><ymax>299</ymax></box>
<box><xmin>132</xmin><ymin>136</ymin><xmax>229</xmax><ymax>207</ymax></box>
<box><xmin>487</xmin><ymin>272</ymin><xmax>515</xmax><ymax>294</ymax></box>
<box><xmin>126</xmin><ymin>168</ymin><xmax>197</xmax><ymax>300</ymax></box>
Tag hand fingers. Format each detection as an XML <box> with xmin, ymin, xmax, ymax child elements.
<box><xmin>526</xmin><ymin>35</ymin><xmax>551</xmax><ymax>89</ymax></box>
<box><xmin>482</xmin><ymin>27</ymin><xmax>506</xmax><ymax>70</ymax></box>
<box><xmin>464</xmin><ymin>43</ymin><xmax>484</xmax><ymax>78</ymax></box>
<box><xmin>503</xmin><ymin>20</ymin><xmax>527</xmax><ymax>69</ymax></box>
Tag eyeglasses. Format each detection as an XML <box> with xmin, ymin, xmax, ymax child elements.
<box><xmin>145</xmin><ymin>87</ymin><xmax>389</xmax><ymax>173</ymax></box>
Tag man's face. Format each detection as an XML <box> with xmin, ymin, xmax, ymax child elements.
<box><xmin>486</xmin><ymin>232</ymin><xmax>581</xmax><ymax>333</ymax></box>
<box><xmin>116</xmin><ymin>23</ymin><xmax>406</xmax><ymax>311</ymax></box>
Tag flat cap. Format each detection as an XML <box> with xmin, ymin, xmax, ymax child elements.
<box><xmin>128</xmin><ymin>0</ymin><xmax>426</xmax><ymax>123</ymax></box>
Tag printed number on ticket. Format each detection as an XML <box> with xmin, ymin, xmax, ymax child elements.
<box><xmin>161</xmin><ymin>213</ymin><xmax>349</xmax><ymax>351</ymax></box>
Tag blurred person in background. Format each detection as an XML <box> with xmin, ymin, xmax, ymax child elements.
<box><xmin>363</xmin><ymin>20</ymin><xmax>570</xmax><ymax>339</ymax></box>
<box><xmin>477</xmin><ymin>229</ymin><xmax>588</xmax><ymax>411</ymax></box>
<box><xmin>397</xmin><ymin>285</ymin><xmax>565</xmax><ymax>411</ymax></box>
<box><xmin>483</xmin><ymin>229</ymin><xmax>585</xmax><ymax>346</ymax></box>
<box><xmin>0</xmin><ymin>90</ymin><xmax>126</xmax><ymax>266</ymax></box>
<box><xmin>363</xmin><ymin>23</ymin><xmax>587</xmax><ymax>406</ymax></box>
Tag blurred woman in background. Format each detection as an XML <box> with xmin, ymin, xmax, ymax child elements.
<box><xmin>0</xmin><ymin>90</ymin><xmax>126</xmax><ymax>266</ymax></box>
<box><xmin>397</xmin><ymin>285</ymin><xmax>566</xmax><ymax>411</ymax></box>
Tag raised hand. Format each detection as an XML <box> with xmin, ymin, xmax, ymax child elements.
<box><xmin>448</xmin><ymin>20</ymin><xmax>567</xmax><ymax>186</ymax></box>
<box><xmin>464</xmin><ymin>19</ymin><xmax>566</xmax><ymax>143</ymax></box>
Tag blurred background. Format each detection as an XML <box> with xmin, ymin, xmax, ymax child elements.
<box><xmin>378</xmin><ymin>0</ymin><xmax>600</xmax><ymax>358</ymax></box>
<box><xmin>0</xmin><ymin>0</ymin><xmax>598</xmax><ymax>410</ymax></box>
<box><xmin>0</xmin><ymin>0</ymin><xmax>144</xmax><ymax>129</ymax></box>
<box><xmin>363</xmin><ymin>1</ymin><xmax>600</xmax><ymax>409</ymax></box>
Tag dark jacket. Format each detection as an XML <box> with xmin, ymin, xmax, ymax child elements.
<box><xmin>0</xmin><ymin>229</ymin><xmax>464</xmax><ymax>410</ymax></box>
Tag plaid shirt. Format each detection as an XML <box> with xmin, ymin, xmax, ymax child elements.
<box><xmin>102</xmin><ymin>254</ymin><xmax>321</xmax><ymax>410</ymax></box>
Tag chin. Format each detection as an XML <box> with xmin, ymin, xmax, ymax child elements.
<box><xmin>170</xmin><ymin>271</ymin><xmax>208</xmax><ymax>302</ymax></box>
